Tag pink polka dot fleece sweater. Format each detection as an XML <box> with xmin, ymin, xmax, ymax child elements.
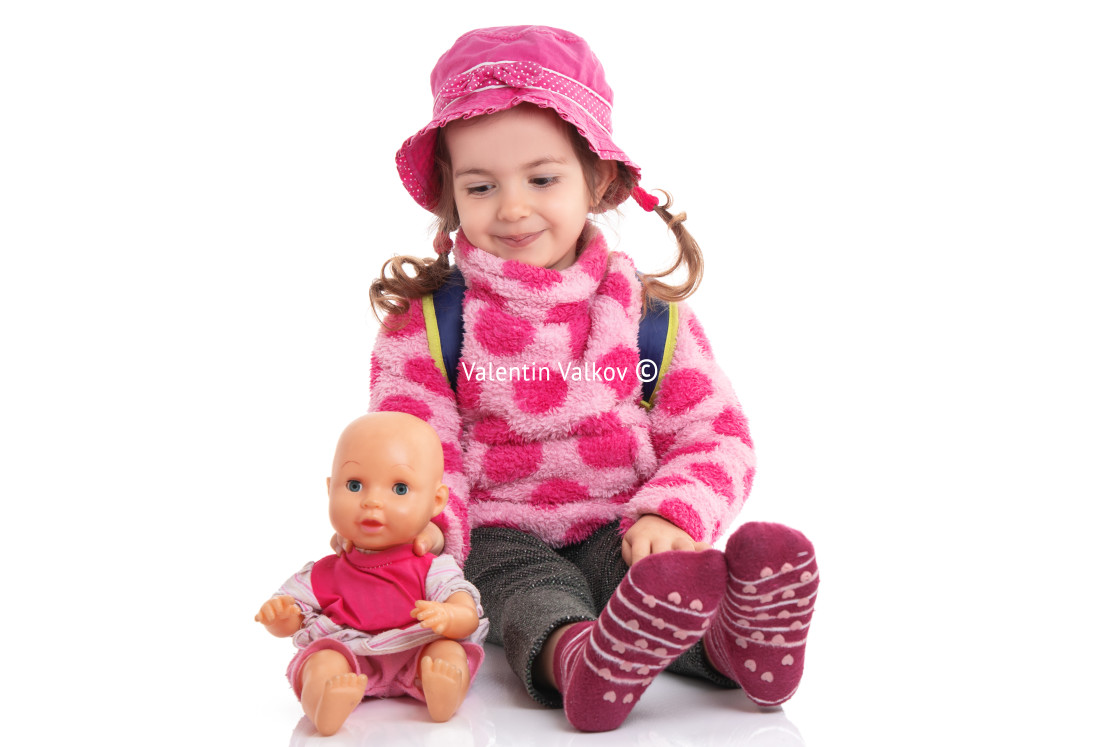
<box><xmin>368</xmin><ymin>228</ymin><xmax>755</xmax><ymax>565</ymax></box>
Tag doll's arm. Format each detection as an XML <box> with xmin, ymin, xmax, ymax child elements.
<box><xmin>624</xmin><ymin>303</ymin><xmax>755</xmax><ymax>548</ymax></box>
<box><xmin>255</xmin><ymin>595</ymin><xmax>303</xmax><ymax>638</ymax></box>
<box><xmin>411</xmin><ymin>592</ymin><xmax>480</xmax><ymax>639</ymax></box>
<box><xmin>261</xmin><ymin>563</ymin><xmax>327</xmax><ymax>641</ymax></box>
<box><xmin>367</xmin><ymin>304</ymin><xmax>471</xmax><ymax>564</ymax></box>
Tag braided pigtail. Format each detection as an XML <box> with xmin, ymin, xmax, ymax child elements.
<box><xmin>632</xmin><ymin>188</ymin><xmax>705</xmax><ymax>306</ymax></box>
<box><xmin>369</xmin><ymin>251</ymin><xmax>453</xmax><ymax>329</ymax></box>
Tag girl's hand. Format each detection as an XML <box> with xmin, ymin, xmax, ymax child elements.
<box><xmin>622</xmin><ymin>514</ymin><xmax>711</xmax><ymax>566</ymax></box>
<box><xmin>330</xmin><ymin>533</ymin><xmax>353</xmax><ymax>556</ymax></box>
<box><xmin>413</xmin><ymin>521</ymin><xmax>445</xmax><ymax>556</ymax></box>
<box><xmin>330</xmin><ymin>522</ymin><xmax>444</xmax><ymax>557</ymax></box>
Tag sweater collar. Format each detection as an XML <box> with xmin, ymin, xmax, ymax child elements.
<box><xmin>452</xmin><ymin>224</ymin><xmax>610</xmax><ymax>306</ymax></box>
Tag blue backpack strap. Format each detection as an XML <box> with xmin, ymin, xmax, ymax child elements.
<box><xmin>638</xmin><ymin>297</ymin><xmax>679</xmax><ymax>409</ymax></box>
<box><xmin>420</xmin><ymin>266</ymin><xmax>466</xmax><ymax>391</ymax></box>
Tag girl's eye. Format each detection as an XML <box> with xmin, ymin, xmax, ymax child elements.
<box><xmin>393</xmin><ymin>483</ymin><xmax>409</xmax><ymax>496</ymax></box>
<box><xmin>346</xmin><ymin>480</ymin><xmax>362</xmax><ymax>493</ymax></box>
<box><xmin>530</xmin><ymin>176</ymin><xmax>558</xmax><ymax>188</ymax></box>
<box><xmin>465</xmin><ymin>184</ymin><xmax>493</xmax><ymax>196</ymax></box>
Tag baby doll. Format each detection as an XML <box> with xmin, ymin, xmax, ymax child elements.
<box><xmin>256</xmin><ymin>412</ymin><xmax>487</xmax><ymax>735</ymax></box>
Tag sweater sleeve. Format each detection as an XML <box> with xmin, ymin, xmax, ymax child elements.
<box><xmin>621</xmin><ymin>303</ymin><xmax>756</xmax><ymax>544</ymax></box>
<box><xmin>368</xmin><ymin>301</ymin><xmax>472</xmax><ymax>564</ymax></box>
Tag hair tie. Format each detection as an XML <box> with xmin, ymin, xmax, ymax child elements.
<box><xmin>631</xmin><ymin>185</ymin><xmax>662</xmax><ymax>212</ymax></box>
<box><xmin>433</xmin><ymin>232</ymin><xmax>454</xmax><ymax>254</ymax></box>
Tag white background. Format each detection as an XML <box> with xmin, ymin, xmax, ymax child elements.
<box><xmin>2</xmin><ymin>1</ymin><xmax>1117</xmax><ymax>744</ymax></box>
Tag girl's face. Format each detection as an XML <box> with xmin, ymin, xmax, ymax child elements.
<box><xmin>444</xmin><ymin>106</ymin><xmax>612</xmax><ymax>271</ymax></box>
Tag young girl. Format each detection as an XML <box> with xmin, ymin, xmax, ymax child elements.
<box><xmin>363</xmin><ymin>25</ymin><xmax>819</xmax><ymax>733</ymax></box>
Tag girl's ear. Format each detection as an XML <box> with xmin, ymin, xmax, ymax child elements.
<box><xmin>591</xmin><ymin>159</ymin><xmax>618</xmax><ymax>209</ymax></box>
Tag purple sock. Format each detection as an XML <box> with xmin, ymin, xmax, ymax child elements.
<box><xmin>552</xmin><ymin>549</ymin><xmax>727</xmax><ymax>732</ymax></box>
<box><xmin>704</xmin><ymin>522</ymin><xmax>819</xmax><ymax>705</ymax></box>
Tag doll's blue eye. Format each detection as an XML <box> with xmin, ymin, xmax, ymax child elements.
<box><xmin>393</xmin><ymin>483</ymin><xmax>409</xmax><ymax>496</ymax></box>
<box><xmin>346</xmin><ymin>480</ymin><xmax>362</xmax><ymax>492</ymax></box>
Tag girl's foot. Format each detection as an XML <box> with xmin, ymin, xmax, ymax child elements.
<box><xmin>703</xmin><ymin>522</ymin><xmax>818</xmax><ymax>705</ymax></box>
<box><xmin>552</xmin><ymin>549</ymin><xmax>727</xmax><ymax>732</ymax></box>
<box><xmin>313</xmin><ymin>672</ymin><xmax>367</xmax><ymax>736</ymax></box>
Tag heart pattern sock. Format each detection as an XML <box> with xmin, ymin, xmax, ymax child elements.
<box><xmin>552</xmin><ymin>549</ymin><xmax>727</xmax><ymax>732</ymax></box>
<box><xmin>703</xmin><ymin>522</ymin><xmax>819</xmax><ymax>705</ymax></box>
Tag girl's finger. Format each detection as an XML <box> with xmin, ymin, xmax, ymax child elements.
<box><xmin>671</xmin><ymin>536</ymin><xmax>694</xmax><ymax>552</ymax></box>
<box><xmin>631</xmin><ymin>540</ymin><xmax>651</xmax><ymax>565</ymax></box>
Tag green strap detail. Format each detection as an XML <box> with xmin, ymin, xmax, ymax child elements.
<box><xmin>421</xmin><ymin>294</ymin><xmax>449</xmax><ymax>382</ymax></box>
<box><xmin>641</xmin><ymin>302</ymin><xmax>679</xmax><ymax>410</ymax></box>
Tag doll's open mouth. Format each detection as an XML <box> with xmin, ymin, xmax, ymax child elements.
<box><xmin>359</xmin><ymin>519</ymin><xmax>384</xmax><ymax>532</ymax></box>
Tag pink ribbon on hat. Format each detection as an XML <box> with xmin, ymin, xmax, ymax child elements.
<box><xmin>631</xmin><ymin>185</ymin><xmax>661</xmax><ymax>212</ymax></box>
<box><xmin>437</xmin><ymin>61</ymin><xmax>544</xmax><ymax>109</ymax></box>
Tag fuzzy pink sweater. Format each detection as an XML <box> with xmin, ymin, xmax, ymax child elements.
<box><xmin>368</xmin><ymin>228</ymin><xmax>755</xmax><ymax>565</ymax></box>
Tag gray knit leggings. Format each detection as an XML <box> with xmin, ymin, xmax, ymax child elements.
<box><xmin>463</xmin><ymin>521</ymin><xmax>736</xmax><ymax>707</ymax></box>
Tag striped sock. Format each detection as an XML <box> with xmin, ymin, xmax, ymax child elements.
<box><xmin>553</xmin><ymin>549</ymin><xmax>727</xmax><ymax>732</ymax></box>
<box><xmin>704</xmin><ymin>522</ymin><xmax>819</xmax><ymax>705</ymax></box>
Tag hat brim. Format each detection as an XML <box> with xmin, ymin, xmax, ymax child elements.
<box><xmin>396</xmin><ymin>88</ymin><xmax>641</xmax><ymax>212</ymax></box>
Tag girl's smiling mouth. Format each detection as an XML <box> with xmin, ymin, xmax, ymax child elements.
<box><xmin>496</xmin><ymin>230</ymin><xmax>543</xmax><ymax>248</ymax></box>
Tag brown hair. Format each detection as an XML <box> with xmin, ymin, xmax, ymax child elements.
<box><xmin>369</xmin><ymin>107</ymin><xmax>703</xmax><ymax>326</ymax></box>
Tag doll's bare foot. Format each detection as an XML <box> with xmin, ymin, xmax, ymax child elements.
<box><xmin>313</xmin><ymin>673</ymin><xmax>368</xmax><ymax>736</ymax></box>
<box><xmin>420</xmin><ymin>655</ymin><xmax>466</xmax><ymax>722</ymax></box>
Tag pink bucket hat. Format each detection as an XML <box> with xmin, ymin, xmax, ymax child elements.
<box><xmin>396</xmin><ymin>26</ymin><xmax>655</xmax><ymax>214</ymax></box>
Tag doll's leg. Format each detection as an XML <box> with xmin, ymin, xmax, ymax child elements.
<box><xmin>417</xmin><ymin>639</ymin><xmax>471</xmax><ymax>722</ymax></box>
<box><xmin>703</xmin><ymin>522</ymin><xmax>819</xmax><ymax>705</ymax></box>
<box><xmin>298</xmin><ymin>648</ymin><xmax>368</xmax><ymax>736</ymax></box>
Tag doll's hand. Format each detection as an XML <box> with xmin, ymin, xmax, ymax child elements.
<box><xmin>255</xmin><ymin>595</ymin><xmax>303</xmax><ymax>638</ymax></box>
<box><xmin>621</xmin><ymin>514</ymin><xmax>712</xmax><ymax>566</ymax></box>
<box><xmin>413</xmin><ymin>521</ymin><xmax>445</xmax><ymax>556</ymax></box>
<box><xmin>411</xmin><ymin>600</ymin><xmax>454</xmax><ymax>636</ymax></box>
<box><xmin>330</xmin><ymin>533</ymin><xmax>353</xmax><ymax>556</ymax></box>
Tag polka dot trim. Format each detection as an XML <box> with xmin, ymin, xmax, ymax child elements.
<box><xmin>435</xmin><ymin>62</ymin><xmax>613</xmax><ymax>135</ymax></box>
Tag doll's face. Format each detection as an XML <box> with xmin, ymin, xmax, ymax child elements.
<box><xmin>327</xmin><ymin>412</ymin><xmax>448</xmax><ymax>552</ymax></box>
<box><xmin>444</xmin><ymin>105</ymin><xmax>613</xmax><ymax>271</ymax></box>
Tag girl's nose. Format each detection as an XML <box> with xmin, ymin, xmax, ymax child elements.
<box><xmin>497</xmin><ymin>188</ymin><xmax>531</xmax><ymax>222</ymax></box>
